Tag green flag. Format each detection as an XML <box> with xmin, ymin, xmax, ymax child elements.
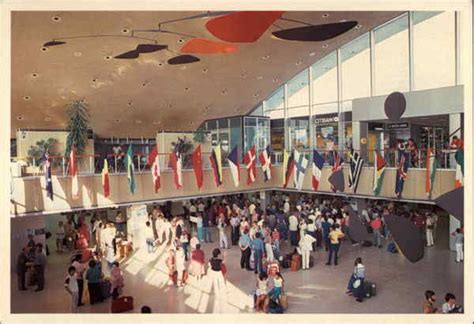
<box><xmin>373</xmin><ymin>150</ymin><xmax>386</xmax><ymax>196</ymax></box>
<box><xmin>125</xmin><ymin>144</ymin><xmax>136</xmax><ymax>194</ymax></box>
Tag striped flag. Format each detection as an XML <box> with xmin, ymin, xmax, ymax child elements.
<box><xmin>147</xmin><ymin>145</ymin><xmax>161</xmax><ymax>193</ymax></box>
<box><xmin>43</xmin><ymin>151</ymin><xmax>53</xmax><ymax>200</ymax></box>
<box><xmin>282</xmin><ymin>150</ymin><xmax>295</xmax><ymax>188</ymax></box>
<box><xmin>209</xmin><ymin>144</ymin><xmax>223</xmax><ymax>187</ymax></box>
<box><xmin>348</xmin><ymin>149</ymin><xmax>364</xmax><ymax>194</ymax></box>
<box><xmin>228</xmin><ymin>145</ymin><xmax>240</xmax><ymax>187</ymax></box>
<box><xmin>329</xmin><ymin>150</ymin><xmax>343</xmax><ymax>193</ymax></box>
<box><xmin>69</xmin><ymin>145</ymin><xmax>79</xmax><ymax>199</ymax></box>
<box><xmin>102</xmin><ymin>158</ymin><xmax>110</xmax><ymax>198</ymax></box>
<box><xmin>259</xmin><ymin>145</ymin><xmax>272</xmax><ymax>181</ymax></box>
<box><xmin>244</xmin><ymin>145</ymin><xmax>257</xmax><ymax>185</ymax></box>
<box><xmin>125</xmin><ymin>144</ymin><xmax>136</xmax><ymax>194</ymax></box>
<box><xmin>312</xmin><ymin>150</ymin><xmax>324</xmax><ymax>191</ymax></box>
<box><xmin>293</xmin><ymin>149</ymin><xmax>308</xmax><ymax>190</ymax></box>
<box><xmin>395</xmin><ymin>149</ymin><xmax>409</xmax><ymax>198</ymax></box>
<box><xmin>425</xmin><ymin>148</ymin><xmax>437</xmax><ymax>198</ymax></box>
<box><xmin>192</xmin><ymin>144</ymin><xmax>204</xmax><ymax>189</ymax></box>
<box><xmin>170</xmin><ymin>147</ymin><xmax>183</xmax><ymax>189</ymax></box>
<box><xmin>373</xmin><ymin>150</ymin><xmax>386</xmax><ymax>196</ymax></box>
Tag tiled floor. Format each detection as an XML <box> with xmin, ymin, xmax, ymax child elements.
<box><xmin>11</xmin><ymin>217</ymin><xmax>463</xmax><ymax>314</ymax></box>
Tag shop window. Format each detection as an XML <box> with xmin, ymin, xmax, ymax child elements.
<box><xmin>341</xmin><ymin>33</ymin><xmax>371</xmax><ymax>100</ymax></box>
<box><xmin>374</xmin><ymin>14</ymin><xmax>409</xmax><ymax>95</ymax></box>
<box><xmin>289</xmin><ymin>117</ymin><xmax>310</xmax><ymax>151</ymax></box>
<box><xmin>413</xmin><ymin>11</ymin><xmax>455</xmax><ymax>91</ymax></box>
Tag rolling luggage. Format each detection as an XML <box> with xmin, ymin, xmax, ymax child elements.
<box><xmin>364</xmin><ymin>281</ymin><xmax>376</xmax><ymax>298</ymax></box>
<box><xmin>111</xmin><ymin>296</ymin><xmax>134</xmax><ymax>313</ymax></box>
<box><xmin>100</xmin><ymin>280</ymin><xmax>112</xmax><ymax>299</ymax></box>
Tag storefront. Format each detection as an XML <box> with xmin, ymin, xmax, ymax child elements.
<box><xmin>313</xmin><ymin>112</ymin><xmax>352</xmax><ymax>153</ymax></box>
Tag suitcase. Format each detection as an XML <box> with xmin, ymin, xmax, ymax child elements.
<box><xmin>111</xmin><ymin>296</ymin><xmax>134</xmax><ymax>313</ymax></box>
<box><xmin>290</xmin><ymin>260</ymin><xmax>300</xmax><ymax>272</ymax></box>
<box><xmin>100</xmin><ymin>280</ymin><xmax>112</xmax><ymax>299</ymax></box>
<box><xmin>279</xmin><ymin>293</ymin><xmax>288</xmax><ymax>310</ymax></box>
<box><xmin>364</xmin><ymin>281</ymin><xmax>376</xmax><ymax>298</ymax></box>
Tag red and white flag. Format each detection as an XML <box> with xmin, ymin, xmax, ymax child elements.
<box><xmin>69</xmin><ymin>146</ymin><xmax>79</xmax><ymax>199</ymax></box>
<box><xmin>147</xmin><ymin>145</ymin><xmax>161</xmax><ymax>193</ymax></box>
<box><xmin>192</xmin><ymin>144</ymin><xmax>204</xmax><ymax>189</ymax></box>
<box><xmin>170</xmin><ymin>148</ymin><xmax>182</xmax><ymax>189</ymax></box>
<box><xmin>102</xmin><ymin>158</ymin><xmax>110</xmax><ymax>198</ymax></box>
<box><xmin>259</xmin><ymin>145</ymin><xmax>272</xmax><ymax>181</ymax></box>
<box><xmin>244</xmin><ymin>145</ymin><xmax>257</xmax><ymax>185</ymax></box>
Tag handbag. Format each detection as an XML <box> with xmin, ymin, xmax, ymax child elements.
<box><xmin>353</xmin><ymin>279</ymin><xmax>361</xmax><ymax>289</ymax></box>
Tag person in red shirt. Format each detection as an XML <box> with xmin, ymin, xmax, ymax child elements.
<box><xmin>370</xmin><ymin>215</ymin><xmax>383</xmax><ymax>248</ymax></box>
<box><xmin>190</xmin><ymin>244</ymin><xmax>205</xmax><ymax>281</ymax></box>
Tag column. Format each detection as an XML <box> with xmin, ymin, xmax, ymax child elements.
<box><xmin>352</xmin><ymin>121</ymin><xmax>368</xmax><ymax>162</ymax></box>
<box><xmin>284</xmin><ymin>84</ymin><xmax>289</xmax><ymax>151</ymax></box>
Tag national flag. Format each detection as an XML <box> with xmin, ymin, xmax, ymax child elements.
<box><xmin>282</xmin><ymin>150</ymin><xmax>295</xmax><ymax>188</ymax></box>
<box><xmin>102</xmin><ymin>158</ymin><xmax>110</xmax><ymax>198</ymax></box>
<box><xmin>192</xmin><ymin>144</ymin><xmax>204</xmax><ymax>189</ymax></box>
<box><xmin>69</xmin><ymin>145</ymin><xmax>79</xmax><ymax>199</ymax></box>
<box><xmin>125</xmin><ymin>144</ymin><xmax>136</xmax><ymax>194</ymax></box>
<box><xmin>329</xmin><ymin>150</ymin><xmax>343</xmax><ymax>192</ymax></box>
<box><xmin>169</xmin><ymin>147</ymin><xmax>183</xmax><ymax>189</ymax></box>
<box><xmin>425</xmin><ymin>148</ymin><xmax>437</xmax><ymax>198</ymax></box>
<box><xmin>244</xmin><ymin>145</ymin><xmax>257</xmax><ymax>185</ymax></box>
<box><xmin>293</xmin><ymin>149</ymin><xmax>308</xmax><ymax>190</ymax></box>
<box><xmin>228</xmin><ymin>145</ymin><xmax>240</xmax><ymax>187</ymax></box>
<box><xmin>348</xmin><ymin>149</ymin><xmax>364</xmax><ymax>194</ymax></box>
<box><xmin>209</xmin><ymin>144</ymin><xmax>223</xmax><ymax>187</ymax></box>
<box><xmin>373</xmin><ymin>150</ymin><xmax>386</xmax><ymax>196</ymax></box>
<box><xmin>454</xmin><ymin>149</ymin><xmax>464</xmax><ymax>188</ymax></box>
<box><xmin>312</xmin><ymin>150</ymin><xmax>325</xmax><ymax>191</ymax></box>
<box><xmin>395</xmin><ymin>149</ymin><xmax>409</xmax><ymax>198</ymax></box>
<box><xmin>43</xmin><ymin>151</ymin><xmax>53</xmax><ymax>200</ymax></box>
<box><xmin>147</xmin><ymin>145</ymin><xmax>161</xmax><ymax>193</ymax></box>
<box><xmin>259</xmin><ymin>145</ymin><xmax>272</xmax><ymax>181</ymax></box>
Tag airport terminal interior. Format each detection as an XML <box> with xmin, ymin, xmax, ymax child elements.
<box><xmin>9</xmin><ymin>10</ymin><xmax>467</xmax><ymax>314</ymax></box>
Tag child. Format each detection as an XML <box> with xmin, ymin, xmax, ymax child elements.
<box><xmin>255</xmin><ymin>272</ymin><xmax>269</xmax><ymax>313</ymax></box>
<box><xmin>64</xmin><ymin>266</ymin><xmax>79</xmax><ymax>313</ymax></box>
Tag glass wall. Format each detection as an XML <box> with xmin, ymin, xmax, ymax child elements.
<box><xmin>243</xmin><ymin>117</ymin><xmax>270</xmax><ymax>153</ymax></box>
<box><xmin>341</xmin><ymin>33</ymin><xmax>371</xmax><ymax>101</ymax></box>
<box><xmin>413</xmin><ymin>11</ymin><xmax>456</xmax><ymax>90</ymax></box>
<box><xmin>312</xmin><ymin>51</ymin><xmax>338</xmax><ymax>105</ymax></box>
<box><xmin>264</xmin><ymin>87</ymin><xmax>284</xmax><ymax>119</ymax></box>
<box><xmin>374</xmin><ymin>14</ymin><xmax>409</xmax><ymax>95</ymax></box>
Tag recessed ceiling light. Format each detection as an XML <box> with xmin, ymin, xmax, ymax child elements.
<box><xmin>74</xmin><ymin>52</ymin><xmax>82</xmax><ymax>57</ymax></box>
<box><xmin>142</xmin><ymin>82</ymin><xmax>148</xmax><ymax>87</ymax></box>
<box><xmin>221</xmin><ymin>89</ymin><xmax>228</xmax><ymax>95</ymax></box>
<box><xmin>272</xmin><ymin>77</ymin><xmax>279</xmax><ymax>82</ymax></box>
<box><xmin>136</xmin><ymin>120</ymin><xmax>142</xmax><ymax>124</ymax></box>
<box><xmin>104</xmin><ymin>55</ymin><xmax>112</xmax><ymax>60</ymax></box>
<box><xmin>189</xmin><ymin>121</ymin><xmax>195</xmax><ymax>126</ymax></box>
<box><xmin>115</xmin><ymin>119</ymin><xmax>120</xmax><ymax>123</ymax></box>
<box><xmin>31</xmin><ymin>72</ymin><xmax>39</xmax><ymax>78</ymax></box>
<box><xmin>92</xmin><ymin>78</ymin><xmax>98</xmax><ymax>83</ymax></box>
<box><xmin>52</xmin><ymin>16</ymin><xmax>62</xmax><ymax>22</ymax></box>
<box><xmin>157</xmin><ymin>62</ymin><xmax>164</xmax><ymax>67</ymax></box>
<box><xmin>262</xmin><ymin>54</ymin><xmax>270</xmax><ymax>60</ymax></box>
<box><xmin>23</xmin><ymin>96</ymin><xmax>31</xmax><ymax>101</ymax></box>
<box><xmin>184</xmin><ymin>87</ymin><xmax>190</xmax><ymax>92</ymax></box>
<box><xmin>240</xmin><ymin>72</ymin><xmax>247</xmax><ymax>78</ymax></box>
<box><xmin>40</xmin><ymin>47</ymin><xmax>48</xmax><ymax>52</ymax></box>
<box><xmin>253</xmin><ymin>93</ymin><xmax>259</xmax><ymax>98</ymax></box>
<box><xmin>44</xmin><ymin>117</ymin><xmax>51</xmax><ymax>121</ymax></box>
<box><xmin>256</xmin><ymin>76</ymin><xmax>264</xmax><ymax>80</ymax></box>
<box><xmin>127</xmin><ymin>102</ymin><xmax>133</xmax><ymax>106</ymax></box>
<box><xmin>178</xmin><ymin>39</ymin><xmax>185</xmax><ymax>43</ymax></box>
<box><xmin>322</xmin><ymin>13</ymin><xmax>329</xmax><ymax>18</ymax></box>
<box><xmin>121</xmin><ymin>28</ymin><xmax>130</xmax><ymax>34</ymax></box>
<box><xmin>180</xmin><ymin>66</ymin><xmax>187</xmax><ymax>71</ymax></box>
<box><xmin>355</xmin><ymin>24</ymin><xmax>362</xmax><ymax>30</ymax></box>
<box><xmin>296</xmin><ymin>60</ymin><xmax>302</xmax><ymax>66</ymax></box>
<box><xmin>205</xmin><ymin>106</ymin><xmax>210</xmax><ymax>110</ymax></box>
<box><xmin>153</xmin><ymin>121</ymin><xmax>160</xmax><ymax>125</ymax></box>
<box><xmin>16</xmin><ymin>116</ymin><xmax>24</xmax><ymax>121</ymax></box>
<box><xmin>322</xmin><ymin>44</ymin><xmax>329</xmax><ymax>49</ymax></box>
<box><xmin>309</xmin><ymin>52</ymin><xmax>316</xmax><ymax>57</ymax></box>
<box><xmin>168</xmin><ymin>103</ymin><xmax>173</xmax><ymax>108</ymax></box>
<box><xmin>202</xmin><ymin>68</ymin><xmax>208</xmax><ymax>73</ymax></box>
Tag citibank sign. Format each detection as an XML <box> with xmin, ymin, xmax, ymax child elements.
<box><xmin>314</xmin><ymin>116</ymin><xmax>339</xmax><ymax>125</ymax></box>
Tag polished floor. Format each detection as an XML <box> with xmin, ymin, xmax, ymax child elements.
<box><xmin>11</xmin><ymin>217</ymin><xmax>463</xmax><ymax>314</ymax></box>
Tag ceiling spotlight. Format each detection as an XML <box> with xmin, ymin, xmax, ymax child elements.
<box><xmin>202</xmin><ymin>68</ymin><xmax>209</xmax><ymax>73</ymax></box>
<box><xmin>136</xmin><ymin>120</ymin><xmax>143</xmax><ymax>124</ymax></box>
<box><xmin>221</xmin><ymin>89</ymin><xmax>228</xmax><ymax>95</ymax></box>
<box><xmin>296</xmin><ymin>60</ymin><xmax>303</xmax><ymax>66</ymax></box>
<box><xmin>322</xmin><ymin>44</ymin><xmax>329</xmax><ymax>48</ymax></box>
<box><xmin>16</xmin><ymin>116</ymin><xmax>24</xmax><ymax>121</ymax></box>
<box><xmin>253</xmin><ymin>93</ymin><xmax>259</xmax><ymax>98</ymax></box>
<box><xmin>23</xmin><ymin>96</ymin><xmax>31</xmax><ymax>101</ymax></box>
<box><xmin>189</xmin><ymin>121</ymin><xmax>195</xmax><ymax>125</ymax></box>
<box><xmin>115</xmin><ymin>119</ymin><xmax>120</xmax><ymax>123</ymax></box>
<box><xmin>153</xmin><ymin>121</ymin><xmax>161</xmax><ymax>125</ymax></box>
<box><xmin>142</xmin><ymin>82</ymin><xmax>148</xmax><ymax>87</ymax></box>
<box><xmin>322</xmin><ymin>13</ymin><xmax>329</xmax><ymax>18</ymax></box>
<box><xmin>121</xmin><ymin>28</ymin><xmax>130</xmax><ymax>34</ymax></box>
<box><xmin>31</xmin><ymin>73</ymin><xmax>39</xmax><ymax>78</ymax></box>
<box><xmin>92</xmin><ymin>78</ymin><xmax>98</xmax><ymax>83</ymax></box>
<box><xmin>43</xmin><ymin>40</ymin><xmax>66</xmax><ymax>47</ymax></box>
<box><xmin>272</xmin><ymin>77</ymin><xmax>279</xmax><ymax>82</ymax></box>
<box><xmin>41</xmin><ymin>47</ymin><xmax>48</xmax><ymax>52</ymax></box>
<box><xmin>104</xmin><ymin>55</ymin><xmax>112</xmax><ymax>60</ymax></box>
<box><xmin>127</xmin><ymin>102</ymin><xmax>133</xmax><ymax>106</ymax></box>
<box><xmin>52</xmin><ymin>16</ymin><xmax>62</xmax><ymax>22</ymax></box>
<box><xmin>262</xmin><ymin>54</ymin><xmax>270</xmax><ymax>60</ymax></box>
<box><xmin>168</xmin><ymin>55</ymin><xmax>200</xmax><ymax>65</ymax></box>
<box><xmin>355</xmin><ymin>24</ymin><xmax>362</xmax><ymax>29</ymax></box>
<box><xmin>256</xmin><ymin>76</ymin><xmax>264</xmax><ymax>80</ymax></box>
<box><xmin>157</xmin><ymin>62</ymin><xmax>164</xmax><ymax>67</ymax></box>
<box><xmin>205</xmin><ymin>106</ymin><xmax>210</xmax><ymax>110</ymax></box>
<box><xmin>44</xmin><ymin>117</ymin><xmax>51</xmax><ymax>121</ymax></box>
<box><xmin>74</xmin><ymin>52</ymin><xmax>82</xmax><ymax>57</ymax></box>
<box><xmin>178</xmin><ymin>39</ymin><xmax>185</xmax><ymax>43</ymax></box>
<box><xmin>309</xmin><ymin>52</ymin><xmax>316</xmax><ymax>57</ymax></box>
<box><xmin>184</xmin><ymin>87</ymin><xmax>190</xmax><ymax>92</ymax></box>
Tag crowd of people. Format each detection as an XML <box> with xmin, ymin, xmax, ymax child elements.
<box><xmin>15</xmin><ymin>192</ymin><xmax>463</xmax><ymax>314</ymax></box>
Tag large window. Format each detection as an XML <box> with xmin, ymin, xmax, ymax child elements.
<box><xmin>413</xmin><ymin>11</ymin><xmax>456</xmax><ymax>90</ymax></box>
<box><xmin>312</xmin><ymin>51</ymin><xmax>338</xmax><ymax>104</ymax></box>
<box><xmin>374</xmin><ymin>14</ymin><xmax>409</xmax><ymax>95</ymax></box>
<box><xmin>243</xmin><ymin>117</ymin><xmax>270</xmax><ymax>153</ymax></box>
<box><xmin>264</xmin><ymin>87</ymin><xmax>284</xmax><ymax>119</ymax></box>
<box><xmin>289</xmin><ymin>117</ymin><xmax>310</xmax><ymax>151</ymax></box>
<box><xmin>287</xmin><ymin>69</ymin><xmax>309</xmax><ymax>110</ymax></box>
<box><xmin>341</xmin><ymin>33</ymin><xmax>371</xmax><ymax>100</ymax></box>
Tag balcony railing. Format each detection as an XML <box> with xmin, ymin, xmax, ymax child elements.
<box><xmin>11</xmin><ymin>148</ymin><xmax>456</xmax><ymax>178</ymax></box>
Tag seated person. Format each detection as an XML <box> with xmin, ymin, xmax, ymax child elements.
<box><xmin>442</xmin><ymin>293</ymin><xmax>463</xmax><ymax>313</ymax></box>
